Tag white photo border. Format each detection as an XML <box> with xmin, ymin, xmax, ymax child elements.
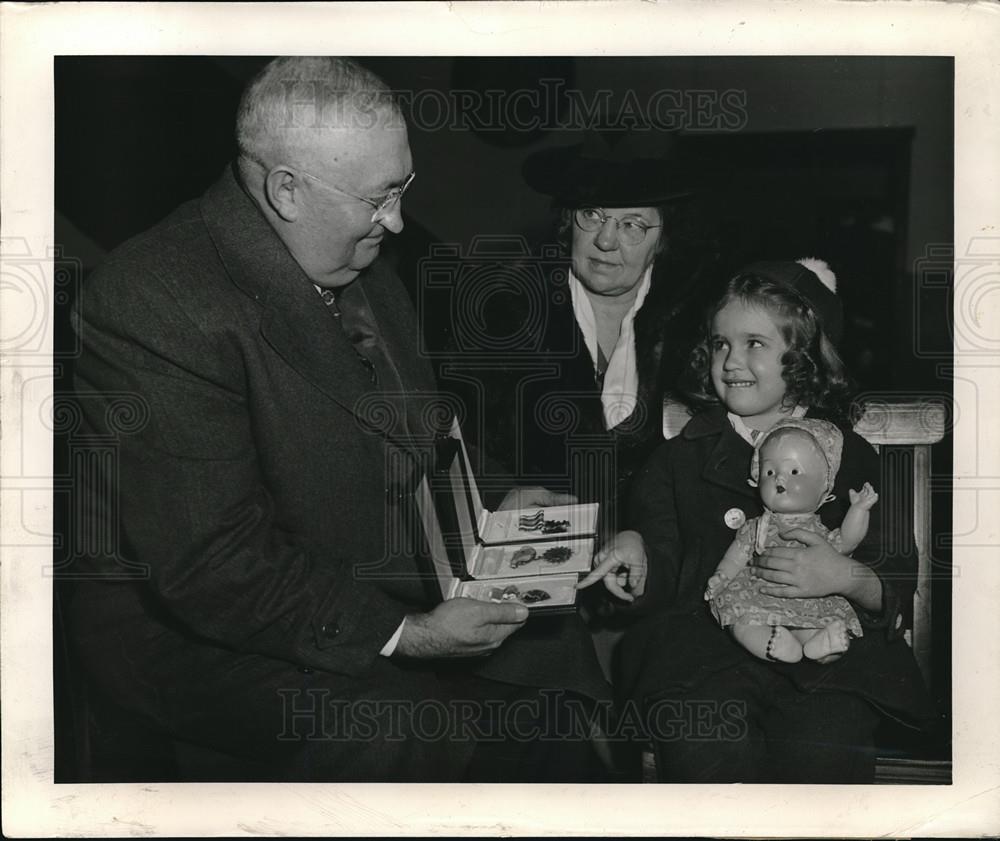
<box><xmin>2</xmin><ymin>1</ymin><xmax>999</xmax><ymax>837</ymax></box>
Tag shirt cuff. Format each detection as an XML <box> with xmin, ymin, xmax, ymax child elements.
<box><xmin>380</xmin><ymin>618</ymin><xmax>406</xmax><ymax>657</ymax></box>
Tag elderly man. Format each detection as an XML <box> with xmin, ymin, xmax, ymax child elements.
<box><xmin>68</xmin><ymin>57</ymin><xmax>607</xmax><ymax>781</ymax></box>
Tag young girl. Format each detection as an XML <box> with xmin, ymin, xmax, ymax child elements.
<box><xmin>579</xmin><ymin>259</ymin><xmax>933</xmax><ymax>783</ymax></box>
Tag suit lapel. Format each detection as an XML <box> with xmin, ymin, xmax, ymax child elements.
<box><xmin>360</xmin><ymin>260</ymin><xmax>438</xmax><ymax>401</ymax></box>
<box><xmin>261</xmin><ymin>279</ymin><xmax>440</xmax><ymax>464</ymax></box>
<box><xmin>200</xmin><ymin>164</ymin><xmax>431</xmax><ymax>460</ymax></box>
<box><xmin>260</xmin><ymin>288</ymin><xmax>382</xmax><ymax>421</ymax></box>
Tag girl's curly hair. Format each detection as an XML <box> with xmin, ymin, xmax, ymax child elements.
<box><xmin>681</xmin><ymin>271</ymin><xmax>859</xmax><ymax>425</ymax></box>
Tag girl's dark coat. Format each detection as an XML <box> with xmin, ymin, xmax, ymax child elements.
<box><xmin>618</xmin><ymin>407</ymin><xmax>935</xmax><ymax>726</ymax></box>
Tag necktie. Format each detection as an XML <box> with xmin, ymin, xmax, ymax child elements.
<box><xmin>319</xmin><ymin>287</ymin><xmax>339</xmax><ymax>314</ymax></box>
<box><xmin>319</xmin><ymin>287</ymin><xmax>425</xmax><ymax>604</ymax></box>
<box><xmin>319</xmin><ymin>283</ymin><xmax>435</xmax><ymax>503</ymax></box>
<box><xmin>320</xmin><ymin>287</ymin><xmax>378</xmax><ymax>385</ymax></box>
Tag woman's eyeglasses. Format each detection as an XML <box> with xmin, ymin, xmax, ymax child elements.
<box><xmin>574</xmin><ymin>207</ymin><xmax>660</xmax><ymax>246</ymax></box>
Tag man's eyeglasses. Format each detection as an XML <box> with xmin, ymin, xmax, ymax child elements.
<box><xmin>300</xmin><ymin>169</ymin><xmax>416</xmax><ymax>223</ymax></box>
<box><xmin>573</xmin><ymin>207</ymin><xmax>660</xmax><ymax>246</ymax></box>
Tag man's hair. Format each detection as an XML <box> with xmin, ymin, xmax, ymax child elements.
<box><xmin>236</xmin><ymin>56</ymin><xmax>399</xmax><ymax>168</ymax></box>
<box><xmin>681</xmin><ymin>271</ymin><xmax>857</xmax><ymax>424</ymax></box>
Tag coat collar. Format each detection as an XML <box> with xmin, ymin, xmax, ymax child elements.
<box><xmin>684</xmin><ymin>407</ymin><xmax>759</xmax><ymax>500</ymax></box>
<box><xmin>199</xmin><ymin>164</ymin><xmax>437</xmax><ymax>459</ymax></box>
<box><xmin>200</xmin><ymin>162</ymin><xmax>290</xmax><ymax>306</ymax></box>
<box><xmin>681</xmin><ymin>406</ymin><xmax>732</xmax><ymax>439</ymax></box>
<box><xmin>683</xmin><ymin>407</ymin><xmax>837</xmax><ymax>500</ymax></box>
<box><xmin>200</xmin><ymin>165</ymin><xmax>379</xmax><ymax>413</ymax></box>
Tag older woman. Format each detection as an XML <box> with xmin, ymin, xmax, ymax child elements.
<box><xmin>469</xmin><ymin>129</ymin><xmax>707</xmax><ymax>531</ymax></box>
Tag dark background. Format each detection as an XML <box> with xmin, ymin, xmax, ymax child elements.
<box><xmin>53</xmin><ymin>55</ymin><xmax>954</xmax><ymax>391</ymax></box>
<box><xmin>53</xmin><ymin>56</ymin><xmax>954</xmax><ymax>774</ymax></box>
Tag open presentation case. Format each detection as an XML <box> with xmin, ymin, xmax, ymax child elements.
<box><xmin>414</xmin><ymin>420</ymin><xmax>598</xmax><ymax>614</ymax></box>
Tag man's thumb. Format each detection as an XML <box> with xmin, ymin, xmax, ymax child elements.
<box><xmin>483</xmin><ymin>602</ymin><xmax>529</xmax><ymax>623</ymax></box>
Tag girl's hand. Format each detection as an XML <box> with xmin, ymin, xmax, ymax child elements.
<box><xmin>753</xmin><ymin>528</ymin><xmax>852</xmax><ymax>598</ymax></box>
<box><xmin>576</xmin><ymin>530</ymin><xmax>647</xmax><ymax>601</ymax></box>
<box><xmin>704</xmin><ymin>572</ymin><xmax>729</xmax><ymax>601</ymax></box>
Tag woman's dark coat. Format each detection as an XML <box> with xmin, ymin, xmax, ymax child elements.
<box><xmin>447</xmin><ymin>260</ymin><xmax>697</xmax><ymax>535</ymax></box>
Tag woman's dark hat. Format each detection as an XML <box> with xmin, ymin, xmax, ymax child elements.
<box><xmin>522</xmin><ymin>128</ymin><xmax>692</xmax><ymax>208</ymax></box>
<box><xmin>740</xmin><ymin>259</ymin><xmax>844</xmax><ymax>345</ymax></box>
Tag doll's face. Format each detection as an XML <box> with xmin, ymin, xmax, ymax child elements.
<box><xmin>756</xmin><ymin>429</ymin><xmax>829</xmax><ymax>514</ymax></box>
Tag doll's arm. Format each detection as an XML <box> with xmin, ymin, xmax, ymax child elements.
<box><xmin>835</xmin><ymin>482</ymin><xmax>879</xmax><ymax>554</ymax></box>
<box><xmin>705</xmin><ymin>524</ymin><xmax>753</xmax><ymax>599</ymax></box>
<box><xmin>835</xmin><ymin>437</ymin><xmax>911</xmax><ymax>639</ymax></box>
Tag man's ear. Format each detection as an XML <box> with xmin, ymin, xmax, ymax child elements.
<box><xmin>263</xmin><ymin>166</ymin><xmax>301</xmax><ymax>222</ymax></box>
<box><xmin>747</xmin><ymin>478</ymin><xmax>758</xmax><ymax>488</ymax></box>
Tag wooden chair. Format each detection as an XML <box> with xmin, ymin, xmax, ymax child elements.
<box><xmin>851</xmin><ymin>399</ymin><xmax>946</xmax><ymax>687</ymax></box>
<box><xmin>641</xmin><ymin>397</ymin><xmax>950</xmax><ymax>784</ymax></box>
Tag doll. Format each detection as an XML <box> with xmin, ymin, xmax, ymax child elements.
<box><xmin>704</xmin><ymin>417</ymin><xmax>879</xmax><ymax>663</ymax></box>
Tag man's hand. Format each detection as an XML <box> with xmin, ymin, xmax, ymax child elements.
<box><xmin>496</xmin><ymin>486</ymin><xmax>578</xmax><ymax>511</ymax></box>
<box><xmin>393</xmin><ymin>598</ymin><xmax>529</xmax><ymax>659</ymax></box>
<box><xmin>576</xmin><ymin>530</ymin><xmax>647</xmax><ymax>601</ymax></box>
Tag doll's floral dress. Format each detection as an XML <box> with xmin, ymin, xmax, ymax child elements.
<box><xmin>709</xmin><ymin>511</ymin><xmax>863</xmax><ymax>636</ymax></box>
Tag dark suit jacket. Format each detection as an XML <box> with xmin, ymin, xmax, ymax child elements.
<box><xmin>72</xmin><ymin>164</ymin><xmax>444</xmax><ymax>676</ymax></box>
<box><xmin>618</xmin><ymin>408</ymin><xmax>935</xmax><ymax>726</ymax></box>
<box><xmin>68</xmin><ymin>165</ymin><xmax>610</xmax><ymax>774</ymax></box>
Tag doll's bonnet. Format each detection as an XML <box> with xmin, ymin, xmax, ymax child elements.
<box><xmin>750</xmin><ymin>417</ymin><xmax>844</xmax><ymax>494</ymax></box>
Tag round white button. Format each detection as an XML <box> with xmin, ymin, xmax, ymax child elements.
<box><xmin>724</xmin><ymin>508</ymin><xmax>746</xmax><ymax>529</ymax></box>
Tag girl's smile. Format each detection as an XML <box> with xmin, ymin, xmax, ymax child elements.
<box><xmin>710</xmin><ymin>300</ymin><xmax>794</xmax><ymax>431</ymax></box>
